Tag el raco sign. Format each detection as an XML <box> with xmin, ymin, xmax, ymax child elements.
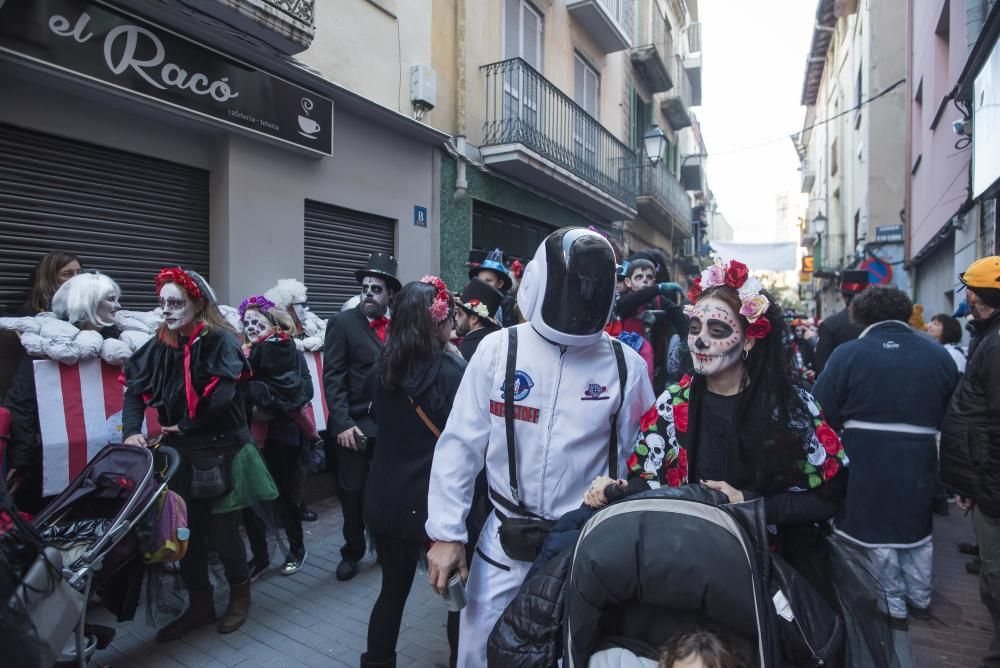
<box><xmin>0</xmin><ymin>0</ymin><xmax>332</xmax><ymax>155</ymax></box>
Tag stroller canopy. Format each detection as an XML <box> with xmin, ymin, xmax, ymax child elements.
<box><xmin>563</xmin><ymin>488</ymin><xmax>774</xmax><ymax>668</ymax></box>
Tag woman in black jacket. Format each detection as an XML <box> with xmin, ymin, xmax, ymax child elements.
<box><xmin>123</xmin><ymin>268</ymin><xmax>274</xmax><ymax>642</ymax></box>
<box><xmin>362</xmin><ymin>277</ymin><xmax>466</xmax><ymax>668</ymax></box>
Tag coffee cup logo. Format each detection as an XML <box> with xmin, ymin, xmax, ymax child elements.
<box><xmin>298</xmin><ymin>97</ymin><xmax>319</xmax><ymax>139</ymax></box>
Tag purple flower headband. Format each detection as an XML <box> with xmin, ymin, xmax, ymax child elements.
<box><xmin>238</xmin><ymin>295</ymin><xmax>276</xmax><ymax>319</ymax></box>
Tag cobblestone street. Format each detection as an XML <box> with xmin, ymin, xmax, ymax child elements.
<box><xmin>88</xmin><ymin>495</ymin><xmax>993</xmax><ymax>668</ymax></box>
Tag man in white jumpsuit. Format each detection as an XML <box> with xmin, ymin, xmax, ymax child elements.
<box><xmin>426</xmin><ymin>228</ymin><xmax>655</xmax><ymax>666</ymax></box>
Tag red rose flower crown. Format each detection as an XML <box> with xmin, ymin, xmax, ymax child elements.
<box><xmin>686</xmin><ymin>259</ymin><xmax>772</xmax><ymax>340</ymax></box>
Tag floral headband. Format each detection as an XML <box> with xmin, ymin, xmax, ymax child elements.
<box><xmin>420</xmin><ymin>275</ymin><xmax>452</xmax><ymax>323</ymax></box>
<box><xmin>155</xmin><ymin>267</ymin><xmax>203</xmax><ymax>301</ymax></box>
<box><xmin>510</xmin><ymin>259</ymin><xmax>524</xmax><ymax>280</ymax></box>
<box><xmin>686</xmin><ymin>259</ymin><xmax>772</xmax><ymax>339</ymax></box>
<box><xmin>238</xmin><ymin>295</ymin><xmax>276</xmax><ymax>319</ymax></box>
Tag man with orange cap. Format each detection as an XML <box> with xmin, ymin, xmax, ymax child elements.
<box><xmin>941</xmin><ymin>256</ymin><xmax>1000</xmax><ymax>668</ymax></box>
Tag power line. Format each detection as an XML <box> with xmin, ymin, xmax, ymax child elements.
<box><xmin>708</xmin><ymin>78</ymin><xmax>907</xmax><ymax>158</ymax></box>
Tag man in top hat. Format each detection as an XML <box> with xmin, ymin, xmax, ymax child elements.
<box><xmin>455</xmin><ymin>278</ymin><xmax>504</xmax><ymax>361</ymax></box>
<box><xmin>322</xmin><ymin>252</ymin><xmax>401</xmax><ymax>581</ymax></box>
<box><xmin>941</xmin><ymin>256</ymin><xmax>1000</xmax><ymax>667</ymax></box>
<box><xmin>814</xmin><ymin>269</ymin><xmax>869</xmax><ymax>376</ymax></box>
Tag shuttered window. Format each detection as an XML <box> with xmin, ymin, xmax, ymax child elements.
<box><xmin>504</xmin><ymin>0</ymin><xmax>543</xmax><ymax>69</ymax></box>
<box><xmin>573</xmin><ymin>54</ymin><xmax>600</xmax><ymax>166</ymax></box>
<box><xmin>0</xmin><ymin>122</ymin><xmax>209</xmax><ymax>313</ymax></box>
<box><xmin>304</xmin><ymin>201</ymin><xmax>396</xmax><ymax>319</ymax></box>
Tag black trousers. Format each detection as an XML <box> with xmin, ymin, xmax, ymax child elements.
<box><xmin>336</xmin><ymin>440</ymin><xmax>372</xmax><ymax>561</ymax></box>
<box><xmin>366</xmin><ymin>534</ymin><xmax>421</xmax><ymax>662</ymax></box>
<box><xmin>181</xmin><ymin>497</ymin><xmax>248</xmax><ymax>591</ymax></box>
<box><xmin>244</xmin><ymin>441</ymin><xmax>306</xmax><ymax>561</ymax></box>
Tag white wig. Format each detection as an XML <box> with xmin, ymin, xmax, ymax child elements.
<box><xmin>264</xmin><ymin>279</ymin><xmax>308</xmax><ymax>308</ymax></box>
<box><xmin>51</xmin><ymin>272</ymin><xmax>121</xmax><ymax>328</ymax></box>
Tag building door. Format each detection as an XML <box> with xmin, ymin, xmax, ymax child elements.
<box><xmin>573</xmin><ymin>53</ymin><xmax>600</xmax><ymax>168</ymax></box>
<box><xmin>304</xmin><ymin>201</ymin><xmax>396</xmax><ymax>318</ymax></box>
<box><xmin>472</xmin><ymin>201</ymin><xmax>556</xmax><ymax>261</ymax></box>
<box><xmin>0</xmin><ymin>122</ymin><xmax>209</xmax><ymax>312</ymax></box>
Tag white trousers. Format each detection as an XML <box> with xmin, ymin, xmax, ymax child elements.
<box><xmin>865</xmin><ymin>542</ymin><xmax>934</xmax><ymax>619</ymax></box>
<box><xmin>457</xmin><ymin>512</ymin><xmax>533</xmax><ymax>667</ymax></box>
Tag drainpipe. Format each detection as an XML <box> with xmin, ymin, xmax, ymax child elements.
<box><xmin>454</xmin><ymin>0</ymin><xmax>468</xmax><ymax>202</ymax></box>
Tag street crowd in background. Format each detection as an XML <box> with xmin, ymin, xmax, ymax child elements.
<box><xmin>2</xmin><ymin>234</ymin><xmax>1000</xmax><ymax>668</ymax></box>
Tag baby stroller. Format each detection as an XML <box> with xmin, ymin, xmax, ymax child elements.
<box><xmin>15</xmin><ymin>443</ymin><xmax>179</xmax><ymax>667</ymax></box>
<box><xmin>490</xmin><ymin>484</ymin><xmax>854</xmax><ymax>668</ymax></box>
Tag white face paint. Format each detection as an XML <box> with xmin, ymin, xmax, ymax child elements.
<box><xmin>360</xmin><ymin>276</ymin><xmax>390</xmax><ymax>318</ymax></box>
<box><xmin>158</xmin><ymin>283</ymin><xmax>196</xmax><ymax>332</ymax></box>
<box><xmin>687</xmin><ymin>297</ymin><xmax>746</xmax><ymax>377</ymax></box>
<box><xmin>97</xmin><ymin>290</ymin><xmax>121</xmax><ymax>325</ymax></box>
<box><xmin>242</xmin><ymin>308</ymin><xmax>273</xmax><ymax>344</ymax></box>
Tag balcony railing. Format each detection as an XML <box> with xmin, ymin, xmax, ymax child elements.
<box><xmin>482</xmin><ymin>58</ymin><xmax>637</xmax><ymax>204</ymax></box>
<box><xmin>636</xmin><ymin>158</ymin><xmax>692</xmax><ymax>237</ymax></box>
<box><xmin>192</xmin><ymin>0</ymin><xmax>315</xmax><ymax>53</ymax></box>
<box><xmin>630</xmin><ymin>27</ymin><xmax>674</xmax><ymax>94</ymax></box>
<box><xmin>684</xmin><ymin>22</ymin><xmax>702</xmax><ymax>55</ymax></box>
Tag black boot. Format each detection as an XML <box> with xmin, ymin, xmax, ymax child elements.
<box><xmin>360</xmin><ymin>653</ymin><xmax>396</xmax><ymax>667</ymax></box>
<box><xmin>155</xmin><ymin>587</ymin><xmax>216</xmax><ymax>643</ymax></box>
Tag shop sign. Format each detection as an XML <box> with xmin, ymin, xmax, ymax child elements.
<box><xmin>801</xmin><ymin>255</ymin><xmax>814</xmax><ymax>273</ymax></box>
<box><xmin>874</xmin><ymin>224</ymin><xmax>904</xmax><ymax>243</ymax></box>
<box><xmin>0</xmin><ymin>0</ymin><xmax>332</xmax><ymax>155</ymax></box>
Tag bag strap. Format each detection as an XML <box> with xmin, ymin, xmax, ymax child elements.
<box><xmin>409</xmin><ymin>398</ymin><xmax>441</xmax><ymax>438</ymax></box>
<box><xmin>505</xmin><ymin>327</ymin><xmax>520</xmax><ymax>504</ymax></box>
<box><xmin>608</xmin><ymin>338</ymin><xmax>628</xmax><ymax>480</ymax></box>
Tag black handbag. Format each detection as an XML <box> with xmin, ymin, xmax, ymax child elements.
<box><xmin>492</xmin><ymin>328</ymin><xmax>627</xmax><ymax>562</ymax></box>
<box><xmin>187</xmin><ymin>451</ymin><xmax>230</xmax><ymax>500</ymax></box>
<box><xmin>769</xmin><ymin>552</ymin><xmax>845</xmax><ymax>667</ymax></box>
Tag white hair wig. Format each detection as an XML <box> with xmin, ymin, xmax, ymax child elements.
<box><xmin>264</xmin><ymin>279</ymin><xmax>308</xmax><ymax>308</ymax></box>
<box><xmin>51</xmin><ymin>272</ymin><xmax>121</xmax><ymax>328</ymax></box>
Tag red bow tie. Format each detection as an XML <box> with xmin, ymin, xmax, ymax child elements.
<box><xmin>370</xmin><ymin>316</ymin><xmax>390</xmax><ymax>342</ymax></box>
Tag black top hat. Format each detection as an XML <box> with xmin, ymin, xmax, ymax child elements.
<box><xmin>465</xmin><ymin>249</ymin><xmax>488</xmax><ymax>268</ymax></box>
<box><xmin>355</xmin><ymin>252</ymin><xmax>402</xmax><ymax>292</ymax></box>
<box><xmin>458</xmin><ymin>278</ymin><xmax>504</xmax><ymax>329</ymax></box>
<box><xmin>468</xmin><ymin>248</ymin><xmax>512</xmax><ymax>292</ymax></box>
<box><xmin>839</xmin><ymin>270</ymin><xmax>869</xmax><ymax>295</ymax></box>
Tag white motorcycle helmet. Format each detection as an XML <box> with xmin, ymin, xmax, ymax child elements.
<box><xmin>517</xmin><ymin>227</ymin><xmax>617</xmax><ymax>347</ymax></box>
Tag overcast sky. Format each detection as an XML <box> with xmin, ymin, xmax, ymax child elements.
<box><xmin>697</xmin><ymin>0</ymin><xmax>817</xmax><ymax>241</ymax></box>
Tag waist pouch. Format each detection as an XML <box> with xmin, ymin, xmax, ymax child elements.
<box><xmin>495</xmin><ymin>510</ymin><xmax>555</xmax><ymax>563</ymax></box>
<box><xmin>187</xmin><ymin>450</ymin><xmax>233</xmax><ymax>500</ymax></box>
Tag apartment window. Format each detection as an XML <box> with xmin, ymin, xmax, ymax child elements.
<box><xmin>503</xmin><ymin>0</ymin><xmax>543</xmax><ymax>128</ymax></box>
<box><xmin>504</xmin><ymin>0</ymin><xmax>543</xmax><ymax>68</ymax></box>
<box><xmin>573</xmin><ymin>53</ymin><xmax>600</xmax><ymax>166</ymax></box>
<box><xmin>665</xmin><ymin>138</ymin><xmax>678</xmax><ymax>176</ymax></box>
<box><xmin>831</xmin><ymin>137</ymin><xmax>839</xmax><ymax>176</ymax></box>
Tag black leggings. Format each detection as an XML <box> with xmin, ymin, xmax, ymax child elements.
<box><xmin>244</xmin><ymin>441</ymin><xmax>305</xmax><ymax>561</ymax></box>
<box><xmin>366</xmin><ymin>534</ymin><xmax>421</xmax><ymax>662</ymax></box>
<box><xmin>181</xmin><ymin>498</ymin><xmax>248</xmax><ymax>591</ymax></box>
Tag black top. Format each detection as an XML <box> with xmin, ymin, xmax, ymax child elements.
<box><xmin>693</xmin><ymin>391</ymin><xmax>743</xmax><ymax>484</ymax></box>
<box><xmin>322</xmin><ymin>305</ymin><xmax>383</xmax><ymax>437</ymax></box>
<box><xmin>122</xmin><ymin>328</ymin><xmax>250</xmax><ymax>450</ymax></box>
<box><xmin>364</xmin><ymin>351</ymin><xmax>466</xmax><ymax>542</ymax></box>
<box><xmin>246</xmin><ymin>335</ymin><xmax>313</xmax><ymax>416</ymax></box>
<box><xmin>458</xmin><ymin>326</ymin><xmax>494</xmax><ymax>362</ymax></box>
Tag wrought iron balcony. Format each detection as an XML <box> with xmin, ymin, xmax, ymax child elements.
<box><xmin>189</xmin><ymin>0</ymin><xmax>315</xmax><ymax>54</ymax></box>
<box><xmin>660</xmin><ymin>56</ymin><xmax>693</xmax><ymax>130</ymax></box>
<box><xmin>630</xmin><ymin>29</ymin><xmax>674</xmax><ymax>94</ymax></box>
<box><xmin>566</xmin><ymin>0</ymin><xmax>634</xmax><ymax>53</ymax></box>
<box><xmin>481</xmin><ymin>58</ymin><xmax>637</xmax><ymax>217</ymax></box>
<box><xmin>636</xmin><ymin>158</ymin><xmax>692</xmax><ymax>239</ymax></box>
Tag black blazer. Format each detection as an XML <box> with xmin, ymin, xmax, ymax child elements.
<box><xmin>323</xmin><ymin>305</ymin><xmax>383</xmax><ymax>438</ymax></box>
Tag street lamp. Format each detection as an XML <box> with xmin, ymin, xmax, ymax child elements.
<box><xmin>643</xmin><ymin>124</ymin><xmax>667</xmax><ymax>164</ymax></box>
<box><xmin>812</xmin><ymin>212</ymin><xmax>827</xmax><ymax>236</ymax></box>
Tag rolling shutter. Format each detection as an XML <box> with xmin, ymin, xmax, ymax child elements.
<box><xmin>304</xmin><ymin>200</ymin><xmax>396</xmax><ymax>318</ymax></box>
<box><xmin>0</xmin><ymin>122</ymin><xmax>210</xmax><ymax>312</ymax></box>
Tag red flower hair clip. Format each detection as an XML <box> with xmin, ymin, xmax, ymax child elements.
<box><xmin>420</xmin><ymin>275</ymin><xmax>452</xmax><ymax>323</ymax></box>
<box><xmin>155</xmin><ymin>267</ymin><xmax>203</xmax><ymax>300</ymax></box>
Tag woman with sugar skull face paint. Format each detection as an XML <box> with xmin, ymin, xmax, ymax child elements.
<box><xmin>237</xmin><ymin>296</ymin><xmax>315</xmax><ymax>578</ymax></box>
<box><xmin>586</xmin><ymin>258</ymin><xmax>849</xmax><ymax>552</ymax></box>
<box><xmin>4</xmin><ymin>271</ymin><xmax>123</xmax><ymax>514</ymax></box>
<box><xmin>121</xmin><ymin>268</ymin><xmax>278</xmax><ymax>642</ymax></box>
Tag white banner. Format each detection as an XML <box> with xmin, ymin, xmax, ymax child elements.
<box><xmin>709</xmin><ymin>241</ymin><xmax>799</xmax><ymax>272</ymax></box>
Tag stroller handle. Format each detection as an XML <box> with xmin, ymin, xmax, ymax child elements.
<box><xmin>156</xmin><ymin>445</ymin><xmax>182</xmax><ymax>482</ymax></box>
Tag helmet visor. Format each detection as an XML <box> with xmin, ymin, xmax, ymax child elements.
<box><xmin>540</xmin><ymin>229</ymin><xmax>616</xmax><ymax>336</ymax></box>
